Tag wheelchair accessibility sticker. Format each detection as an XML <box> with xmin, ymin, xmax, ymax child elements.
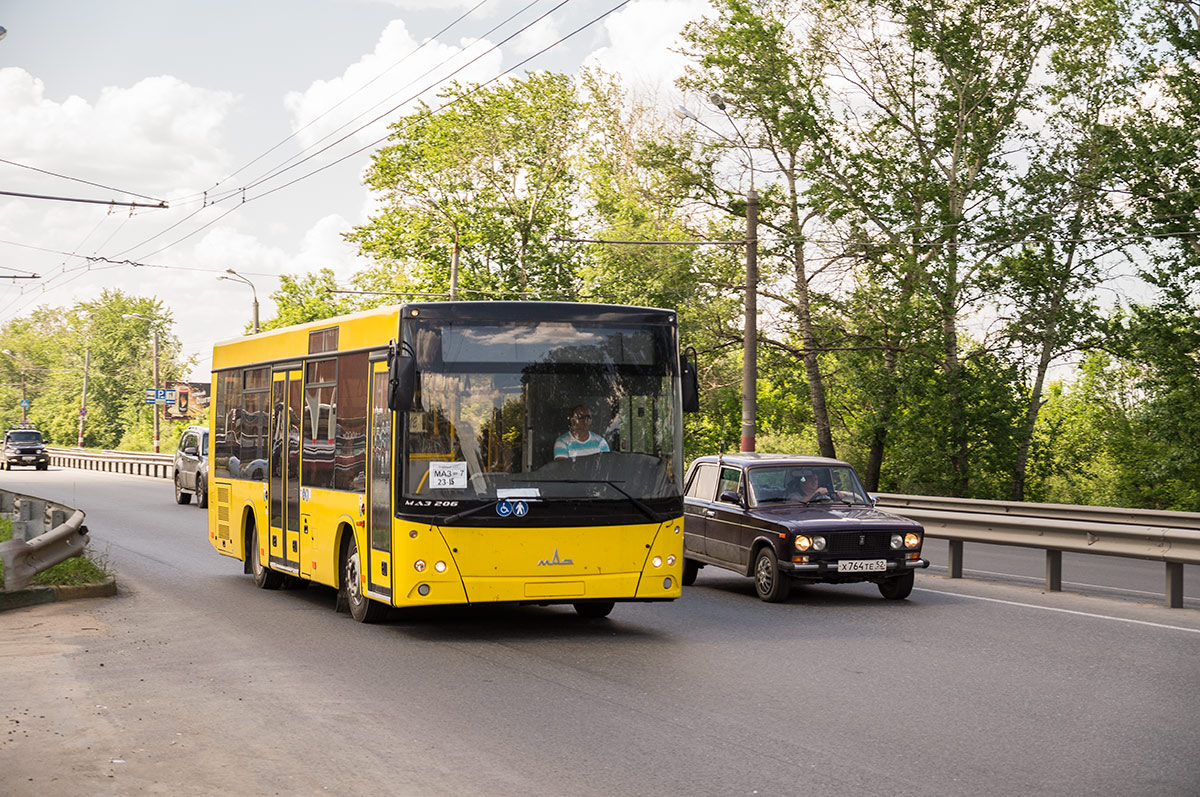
<box><xmin>496</xmin><ymin>500</ymin><xmax>529</xmax><ymax>518</ymax></box>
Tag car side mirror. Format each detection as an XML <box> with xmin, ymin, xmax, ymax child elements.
<box><xmin>719</xmin><ymin>489</ymin><xmax>742</xmax><ymax>506</ymax></box>
<box><xmin>183</xmin><ymin>445</ymin><xmax>198</xmax><ymax>456</ymax></box>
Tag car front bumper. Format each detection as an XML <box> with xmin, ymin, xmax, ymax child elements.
<box><xmin>783</xmin><ymin>557</ymin><xmax>929</xmax><ymax>575</ymax></box>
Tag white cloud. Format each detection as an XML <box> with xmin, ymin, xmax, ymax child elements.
<box><xmin>283</xmin><ymin>19</ymin><xmax>503</xmax><ymax>151</ymax></box>
<box><xmin>582</xmin><ymin>0</ymin><xmax>709</xmax><ymax>95</ymax></box>
<box><xmin>511</xmin><ymin>16</ymin><xmax>562</xmax><ymax>58</ymax></box>
<box><xmin>0</xmin><ymin>68</ymin><xmax>237</xmax><ymax>198</ymax></box>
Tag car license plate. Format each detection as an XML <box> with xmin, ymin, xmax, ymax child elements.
<box><xmin>838</xmin><ymin>559</ymin><xmax>885</xmax><ymax>573</ymax></box>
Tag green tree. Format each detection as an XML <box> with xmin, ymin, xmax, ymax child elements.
<box><xmin>347</xmin><ymin>73</ymin><xmax>586</xmax><ymax>301</ymax></box>
<box><xmin>0</xmin><ymin>290</ymin><xmax>186</xmax><ymax>451</ymax></box>
<box><xmin>679</xmin><ymin>0</ymin><xmax>840</xmax><ymax>458</ymax></box>
<box><xmin>811</xmin><ymin>0</ymin><xmax>1064</xmax><ymax>495</ymax></box>
<box><xmin>261</xmin><ymin>268</ymin><xmax>358</xmax><ymax>331</ymax></box>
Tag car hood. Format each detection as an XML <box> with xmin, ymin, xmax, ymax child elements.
<box><xmin>750</xmin><ymin>504</ymin><xmax>922</xmax><ymax>533</ymax></box>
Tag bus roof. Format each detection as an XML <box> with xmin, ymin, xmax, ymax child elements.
<box><xmin>212</xmin><ymin>301</ymin><xmax>678</xmax><ymax>372</ymax></box>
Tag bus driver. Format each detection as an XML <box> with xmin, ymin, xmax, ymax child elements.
<box><xmin>554</xmin><ymin>404</ymin><xmax>610</xmax><ymax>460</ymax></box>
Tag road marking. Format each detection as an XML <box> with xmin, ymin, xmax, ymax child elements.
<box><xmin>914</xmin><ymin>587</ymin><xmax>1200</xmax><ymax>635</ymax></box>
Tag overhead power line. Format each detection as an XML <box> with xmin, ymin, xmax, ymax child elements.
<box><xmin>0</xmin><ymin>190</ymin><xmax>167</xmax><ymax>209</ymax></box>
<box><xmin>0</xmin><ymin>157</ymin><xmax>168</xmax><ymax>204</ymax></box>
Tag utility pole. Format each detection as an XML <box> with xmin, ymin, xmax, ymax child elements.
<box><xmin>77</xmin><ymin>348</ymin><xmax>90</xmax><ymax>448</ymax></box>
<box><xmin>124</xmin><ymin>313</ymin><xmax>161</xmax><ymax>453</ymax></box>
<box><xmin>151</xmin><ymin>329</ymin><xmax>160</xmax><ymax>453</ymax></box>
<box><xmin>742</xmin><ymin>188</ymin><xmax>758</xmax><ymax>452</ymax></box>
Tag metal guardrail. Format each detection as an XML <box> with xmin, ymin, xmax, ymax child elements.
<box><xmin>46</xmin><ymin>446</ymin><xmax>172</xmax><ymax>479</ymax></box>
<box><xmin>39</xmin><ymin>447</ymin><xmax>1199</xmax><ymax>607</ymax></box>
<box><xmin>876</xmin><ymin>494</ymin><xmax>1200</xmax><ymax>608</ymax></box>
<box><xmin>0</xmin><ymin>489</ymin><xmax>89</xmax><ymax>592</ymax></box>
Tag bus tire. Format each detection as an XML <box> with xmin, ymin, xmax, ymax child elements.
<box><xmin>573</xmin><ymin>601</ymin><xmax>614</xmax><ymax>619</ymax></box>
<box><xmin>343</xmin><ymin>532</ymin><xmax>387</xmax><ymax>623</ymax></box>
<box><xmin>249</xmin><ymin>522</ymin><xmax>283</xmax><ymax>590</ymax></box>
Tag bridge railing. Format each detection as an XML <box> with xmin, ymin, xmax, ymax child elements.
<box><xmin>46</xmin><ymin>446</ymin><xmax>173</xmax><ymax>479</ymax></box>
<box><xmin>876</xmin><ymin>494</ymin><xmax>1200</xmax><ymax>608</ymax></box>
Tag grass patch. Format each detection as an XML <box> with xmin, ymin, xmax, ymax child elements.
<box><xmin>0</xmin><ymin>516</ymin><xmax>112</xmax><ymax>590</ymax></box>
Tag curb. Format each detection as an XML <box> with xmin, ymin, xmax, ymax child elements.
<box><xmin>0</xmin><ymin>576</ymin><xmax>117</xmax><ymax>612</ymax></box>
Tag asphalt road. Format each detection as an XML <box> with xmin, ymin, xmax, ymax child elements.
<box><xmin>2</xmin><ymin>467</ymin><xmax>1199</xmax><ymax>796</ymax></box>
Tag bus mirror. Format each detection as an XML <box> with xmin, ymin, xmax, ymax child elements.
<box><xmin>681</xmin><ymin>347</ymin><xmax>699</xmax><ymax>413</ymax></box>
<box><xmin>389</xmin><ymin>354</ymin><xmax>417</xmax><ymax>411</ymax></box>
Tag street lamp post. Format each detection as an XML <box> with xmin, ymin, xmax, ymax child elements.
<box><xmin>219</xmin><ymin>269</ymin><xmax>260</xmax><ymax>333</ymax></box>
<box><xmin>675</xmin><ymin>97</ymin><xmax>759</xmax><ymax>452</ymax></box>
<box><xmin>124</xmin><ymin>313</ymin><xmax>161</xmax><ymax>453</ymax></box>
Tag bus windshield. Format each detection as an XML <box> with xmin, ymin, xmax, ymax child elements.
<box><xmin>404</xmin><ymin>318</ymin><xmax>682</xmax><ymax>504</ymax></box>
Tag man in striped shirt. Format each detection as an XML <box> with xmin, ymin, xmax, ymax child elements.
<box><xmin>554</xmin><ymin>404</ymin><xmax>610</xmax><ymax>460</ymax></box>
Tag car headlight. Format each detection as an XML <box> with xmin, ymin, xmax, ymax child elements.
<box><xmin>890</xmin><ymin>534</ymin><xmax>904</xmax><ymax>550</ymax></box>
<box><xmin>795</xmin><ymin>535</ymin><xmax>813</xmax><ymax>552</ymax></box>
<box><xmin>905</xmin><ymin>532</ymin><xmax>922</xmax><ymax>549</ymax></box>
<box><xmin>812</xmin><ymin>535</ymin><xmax>826</xmax><ymax>552</ymax></box>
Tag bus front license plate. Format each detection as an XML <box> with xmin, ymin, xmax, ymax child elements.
<box><xmin>838</xmin><ymin>559</ymin><xmax>885</xmax><ymax>573</ymax></box>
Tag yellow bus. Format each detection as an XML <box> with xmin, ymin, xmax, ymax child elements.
<box><xmin>207</xmin><ymin>301</ymin><xmax>698</xmax><ymax>621</ymax></box>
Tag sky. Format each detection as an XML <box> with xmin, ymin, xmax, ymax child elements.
<box><xmin>0</xmin><ymin>0</ymin><xmax>711</xmax><ymax>380</ymax></box>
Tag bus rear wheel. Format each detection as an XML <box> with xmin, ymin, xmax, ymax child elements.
<box><xmin>249</xmin><ymin>523</ymin><xmax>283</xmax><ymax>590</ymax></box>
<box><xmin>343</xmin><ymin>533</ymin><xmax>387</xmax><ymax>623</ymax></box>
<box><xmin>573</xmin><ymin>601</ymin><xmax>614</xmax><ymax>619</ymax></box>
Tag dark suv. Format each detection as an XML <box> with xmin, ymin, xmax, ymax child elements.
<box><xmin>682</xmin><ymin>454</ymin><xmax>928</xmax><ymax>602</ymax></box>
<box><xmin>1</xmin><ymin>425</ymin><xmax>49</xmax><ymax>470</ymax></box>
<box><xmin>173</xmin><ymin>425</ymin><xmax>209</xmax><ymax>507</ymax></box>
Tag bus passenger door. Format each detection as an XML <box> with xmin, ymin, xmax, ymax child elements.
<box><xmin>270</xmin><ymin>369</ymin><xmax>303</xmax><ymax>573</ymax></box>
<box><xmin>366</xmin><ymin>360</ymin><xmax>393</xmax><ymax>600</ymax></box>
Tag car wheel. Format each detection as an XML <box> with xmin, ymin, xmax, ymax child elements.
<box><xmin>174</xmin><ymin>472</ymin><xmax>191</xmax><ymax>505</ymax></box>
<box><xmin>878</xmin><ymin>569</ymin><xmax>915</xmax><ymax>600</ymax></box>
<box><xmin>681</xmin><ymin>558</ymin><xmax>700</xmax><ymax>587</ymax></box>
<box><xmin>37</xmin><ymin>463</ymin><xmax>48</xmax><ymax>471</ymax></box>
<box><xmin>195</xmin><ymin>472</ymin><xmax>208</xmax><ymax>508</ymax></box>
<box><xmin>573</xmin><ymin>601</ymin><xmax>615</xmax><ymax>619</ymax></box>
<box><xmin>754</xmin><ymin>548</ymin><xmax>791</xmax><ymax>603</ymax></box>
<box><xmin>343</xmin><ymin>532</ymin><xmax>386</xmax><ymax>623</ymax></box>
<box><xmin>249</xmin><ymin>522</ymin><xmax>283</xmax><ymax>589</ymax></box>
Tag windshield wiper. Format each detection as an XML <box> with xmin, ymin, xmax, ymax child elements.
<box><xmin>440</xmin><ymin>501</ymin><xmax>502</xmax><ymax>526</ymax></box>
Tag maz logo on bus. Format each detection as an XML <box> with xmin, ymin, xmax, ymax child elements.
<box><xmin>538</xmin><ymin>549</ymin><xmax>574</xmax><ymax>566</ymax></box>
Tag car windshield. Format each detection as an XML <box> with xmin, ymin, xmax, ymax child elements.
<box><xmin>747</xmin><ymin>465</ymin><xmax>870</xmax><ymax>506</ymax></box>
<box><xmin>8</xmin><ymin>431</ymin><xmax>42</xmax><ymax>444</ymax></box>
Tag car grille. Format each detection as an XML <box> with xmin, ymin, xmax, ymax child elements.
<box><xmin>824</xmin><ymin>531</ymin><xmax>892</xmax><ymax>558</ymax></box>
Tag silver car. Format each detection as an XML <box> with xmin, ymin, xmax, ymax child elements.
<box><xmin>173</xmin><ymin>425</ymin><xmax>209</xmax><ymax>507</ymax></box>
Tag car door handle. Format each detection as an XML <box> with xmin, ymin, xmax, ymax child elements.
<box><xmin>704</xmin><ymin>510</ymin><xmax>716</xmax><ymax>518</ymax></box>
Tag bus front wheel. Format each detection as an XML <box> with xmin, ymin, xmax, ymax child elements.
<box><xmin>343</xmin><ymin>533</ymin><xmax>387</xmax><ymax>624</ymax></box>
<box><xmin>573</xmin><ymin>601</ymin><xmax>614</xmax><ymax>619</ymax></box>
